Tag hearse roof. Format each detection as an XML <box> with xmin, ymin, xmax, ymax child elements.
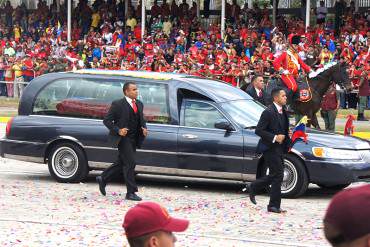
<box><xmin>73</xmin><ymin>69</ymin><xmax>187</xmax><ymax>80</ymax></box>
<box><xmin>70</xmin><ymin>70</ymin><xmax>252</xmax><ymax>102</ymax></box>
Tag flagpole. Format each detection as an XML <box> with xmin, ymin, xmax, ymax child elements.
<box><xmin>141</xmin><ymin>0</ymin><xmax>145</xmax><ymax>45</ymax></box>
<box><xmin>67</xmin><ymin>0</ymin><xmax>71</xmax><ymax>42</ymax></box>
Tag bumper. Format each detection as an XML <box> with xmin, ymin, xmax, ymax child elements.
<box><xmin>0</xmin><ymin>138</ymin><xmax>46</xmax><ymax>163</ymax></box>
<box><xmin>306</xmin><ymin>159</ymin><xmax>370</xmax><ymax>185</ymax></box>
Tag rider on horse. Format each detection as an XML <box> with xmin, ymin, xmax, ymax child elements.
<box><xmin>273</xmin><ymin>35</ymin><xmax>313</xmax><ymax>100</ymax></box>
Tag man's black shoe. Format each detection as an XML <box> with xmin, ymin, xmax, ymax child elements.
<box><xmin>357</xmin><ymin>114</ymin><xmax>368</xmax><ymax>121</ymax></box>
<box><xmin>267</xmin><ymin>206</ymin><xmax>287</xmax><ymax>213</ymax></box>
<box><xmin>96</xmin><ymin>176</ymin><xmax>106</xmax><ymax>196</ymax></box>
<box><xmin>247</xmin><ymin>185</ymin><xmax>257</xmax><ymax>205</ymax></box>
<box><xmin>126</xmin><ymin>193</ymin><xmax>142</xmax><ymax>201</ymax></box>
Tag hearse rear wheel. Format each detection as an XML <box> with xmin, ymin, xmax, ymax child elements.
<box><xmin>48</xmin><ymin>143</ymin><xmax>89</xmax><ymax>183</ymax></box>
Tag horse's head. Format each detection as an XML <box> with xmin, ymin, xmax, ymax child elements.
<box><xmin>333</xmin><ymin>61</ymin><xmax>352</xmax><ymax>91</ymax></box>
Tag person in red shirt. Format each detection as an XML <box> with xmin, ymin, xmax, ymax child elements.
<box><xmin>273</xmin><ymin>35</ymin><xmax>312</xmax><ymax>96</ymax></box>
<box><xmin>239</xmin><ymin>51</ymin><xmax>250</xmax><ymax>63</ymax></box>
<box><xmin>230</xmin><ymin>63</ymin><xmax>241</xmax><ymax>87</ymax></box>
<box><xmin>349</xmin><ymin>64</ymin><xmax>361</xmax><ymax>89</ymax></box>
<box><xmin>221</xmin><ymin>63</ymin><xmax>233</xmax><ymax>85</ymax></box>
<box><xmin>133</xmin><ymin>25</ymin><xmax>142</xmax><ymax>40</ymax></box>
<box><xmin>177</xmin><ymin>64</ymin><xmax>189</xmax><ymax>74</ymax></box>
<box><xmin>320</xmin><ymin>83</ymin><xmax>339</xmax><ymax>132</ymax></box>
<box><xmin>357</xmin><ymin>68</ymin><xmax>369</xmax><ymax>121</ymax></box>
<box><xmin>195</xmin><ymin>50</ymin><xmax>206</xmax><ymax>65</ymax></box>
<box><xmin>22</xmin><ymin>55</ymin><xmax>35</xmax><ymax>82</ymax></box>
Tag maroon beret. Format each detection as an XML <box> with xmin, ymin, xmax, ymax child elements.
<box><xmin>324</xmin><ymin>185</ymin><xmax>370</xmax><ymax>241</ymax></box>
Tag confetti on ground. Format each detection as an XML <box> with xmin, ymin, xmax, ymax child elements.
<box><xmin>0</xmin><ymin>157</ymin><xmax>334</xmax><ymax>247</ymax></box>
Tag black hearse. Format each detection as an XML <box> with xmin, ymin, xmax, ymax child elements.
<box><xmin>1</xmin><ymin>70</ymin><xmax>370</xmax><ymax>197</ymax></box>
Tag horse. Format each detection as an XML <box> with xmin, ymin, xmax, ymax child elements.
<box><xmin>243</xmin><ymin>62</ymin><xmax>352</xmax><ymax>128</ymax></box>
<box><xmin>291</xmin><ymin>62</ymin><xmax>352</xmax><ymax>128</ymax></box>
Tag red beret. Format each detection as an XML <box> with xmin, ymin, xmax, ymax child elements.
<box><xmin>123</xmin><ymin>202</ymin><xmax>189</xmax><ymax>239</ymax></box>
<box><xmin>324</xmin><ymin>185</ymin><xmax>370</xmax><ymax>242</ymax></box>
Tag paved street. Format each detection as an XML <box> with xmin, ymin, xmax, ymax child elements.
<box><xmin>0</xmin><ymin>123</ymin><xmax>361</xmax><ymax>247</ymax></box>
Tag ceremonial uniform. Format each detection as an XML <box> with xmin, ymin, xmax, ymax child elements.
<box><xmin>273</xmin><ymin>36</ymin><xmax>311</xmax><ymax>93</ymax></box>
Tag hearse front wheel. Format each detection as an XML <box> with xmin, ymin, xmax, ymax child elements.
<box><xmin>262</xmin><ymin>154</ymin><xmax>308</xmax><ymax>198</ymax></box>
<box><xmin>48</xmin><ymin>143</ymin><xmax>89</xmax><ymax>183</ymax></box>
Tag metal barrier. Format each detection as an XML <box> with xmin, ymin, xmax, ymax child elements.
<box><xmin>0</xmin><ymin>80</ymin><xmax>30</xmax><ymax>98</ymax></box>
<box><xmin>0</xmin><ymin>68</ymin><xmax>35</xmax><ymax>98</ymax></box>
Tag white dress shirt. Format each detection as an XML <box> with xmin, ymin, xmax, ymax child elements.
<box><xmin>125</xmin><ymin>96</ymin><xmax>135</xmax><ymax>109</ymax></box>
<box><xmin>273</xmin><ymin>102</ymin><xmax>283</xmax><ymax>113</ymax></box>
<box><xmin>255</xmin><ymin>87</ymin><xmax>262</xmax><ymax>97</ymax></box>
<box><xmin>272</xmin><ymin>102</ymin><xmax>283</xmax><ymax>143</ymax></box>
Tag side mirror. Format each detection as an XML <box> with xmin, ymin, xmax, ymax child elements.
<box><xmin>215</xmin><ymin>119</ymin><xmax>234</xmax><ymax>131</ymax></box>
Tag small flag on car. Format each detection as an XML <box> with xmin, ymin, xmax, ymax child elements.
<box><xmin>344</xmin><ymin>115</ymin><xmax>355</xmax><ymax>136</ymax></box>
<box><xmin>290</xmin><ymin>115</ymin><xmax>308</xmax><ymax>151</ymax></box>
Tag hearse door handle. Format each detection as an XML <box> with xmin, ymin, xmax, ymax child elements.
<box><xmin>182</xmin><ymin>134</ymin><xmax>198</xmax><ymax>139</ymax></box>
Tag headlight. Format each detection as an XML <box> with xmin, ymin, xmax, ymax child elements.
<box><xmin>312</xmin><ymin>147</ymin><xmax>362</xmax><ymax>160</ymax></box>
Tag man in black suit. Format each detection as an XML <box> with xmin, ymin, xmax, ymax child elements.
<box><xmin>248</xmin><ymin>87</ymin><xmax>291</xmax><ymax>213</ymax></box>
<box><xmin>246</xmin><ymin>75</ymin><xmax>267</xmax><ymax>106</ymax></box>
<box><xmin>96</xmin><ymin>82</ymin><xmax>148</xmax><ymax>201</ymax></box>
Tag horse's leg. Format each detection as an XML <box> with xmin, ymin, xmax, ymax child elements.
<box><xmin>311</xmin><ymin>114</ymin><xmax>321</xmax><ymax>130</ymax></box>
<box><xmin>307</xmin><ymin>117</ymin><xmax>312</xmax><ymax>128</ymax></box>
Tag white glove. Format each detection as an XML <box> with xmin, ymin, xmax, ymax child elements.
<box><xmin>308</xmin><ymin>70</ymin><xmax>317</xmax><ymax>78</ymax></box>
<box><xmin>282</xmin><ymin>70</ymin><xmax>290</xmax><ymax>75</ymax></box>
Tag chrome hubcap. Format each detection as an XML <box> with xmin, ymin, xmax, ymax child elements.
<box><xmin>281</xmin><ymin>160</ymin><xmax>298</xmax><ymax>193</ymax></box>
<box><xmin>62</xmin><ymin>157</ymin><xmax>73</xmax><ymax>168</ymax></box>
<box><xmin>266</xmin><ymin>159</ymin><xmax>298</xmax><ymax>194</ymax></box>
<box><xmin>52</xmin><ymin>147</ymin><xmax>78</xmax><ymax>179</ymax></box>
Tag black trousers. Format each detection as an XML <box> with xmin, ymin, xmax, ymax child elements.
<box><xmin>250</xmin><ymin>147</ymin><xmax>284</xmax><ymax>208</ymax></box>
<box><xmin>101</xmin><ymin>137</ymin><xmax>138</xmax><ymax>194</ymax></box>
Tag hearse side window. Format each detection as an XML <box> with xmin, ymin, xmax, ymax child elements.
<box><xmin>137</xmin><ymin>83</ymin><xmax>170</xmax><ymax>124</ymax></box>
<box><xmin>184</xmin><ymin>101</ymin><xmax>226</xmax><ymax>129</ymax></box>
<box><xmin>33</xmin><ymin>78</ymin><xmax>170</xmax><ymax>123</ymax></box>
<box><xmin>33</xmin><ymin>78</ymin><xmax>121</xmax><ymax>119</ymax></box>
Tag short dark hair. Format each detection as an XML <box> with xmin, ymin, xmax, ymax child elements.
<box><xmin>123</xmin><ymin>82</ymin><xmax>136</xmax><ymax>94</ymax></box>
<box><xmin>127</xmin><ymin>231</ymin><xmax>161</xmax><ymax>247</ymax></box>
<box><xmin>271</xmin><ymin>87</ymin><xmax>284</xmax><ymax>98</ymax></box>
<box><xmin>251</xmin><ymin>74</ymin><xmax>263</xmax><ymax>84</ymax></box>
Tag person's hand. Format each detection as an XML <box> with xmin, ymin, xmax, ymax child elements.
<box><xmin>276</xmin><ymin>134</ymin><xmax>285</xmax><ymax>144</ymax></box>
<box><xmin>118</xmin><ymin>128</ymin><xmax>129</xmax><ymax>137</ymax></box>
<box><xmin>142</xmin><ymin>127</ymin><xmax>148</xmax><ymax>137</ymax></box>
<box><xmin>289</xmin><ymin>129</ymin><xmax>293</xmax><ymax>137</ymax></box>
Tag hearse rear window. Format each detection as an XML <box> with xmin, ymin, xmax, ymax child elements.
<box><xmin>32</xmin><ymin>78</ymin><xmax>170</xmax><ymax>123</ymax></box>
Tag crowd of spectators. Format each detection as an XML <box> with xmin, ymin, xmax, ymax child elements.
<box><xmin>0</xmin><ymin>0</ymin><xmax>369</xmax><ymax>110</ymax></box>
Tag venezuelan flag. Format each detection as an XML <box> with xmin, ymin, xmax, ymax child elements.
<box><xmin>57</xmin><ymin>21</ymin><xmax>62</xmax><ymax>42</ymax></box>
<box><xmin>290</xmin><ymin>116</ymin><xmax>308</xmax><ymax>150</ymax></box>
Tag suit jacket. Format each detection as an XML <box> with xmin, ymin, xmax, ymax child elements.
<box><xmin>255</xmin><ymin>104</ymin><xmax>291</xmax><ymax>154</ymax></box>
<box><xmin>103</xmin><ymin>97</ymin><xmax>147</xmax><ymax>148</ymax></box>
<box><xmin>246</xmin><ymin>86</ymin><xmax>267</xmax><ymax>106</ymax></box>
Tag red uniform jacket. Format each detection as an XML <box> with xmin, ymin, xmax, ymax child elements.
<box><xmin>273</xmin><ymin>50</ymin><xmax>311</xmax><ymax>77</ymax></box>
